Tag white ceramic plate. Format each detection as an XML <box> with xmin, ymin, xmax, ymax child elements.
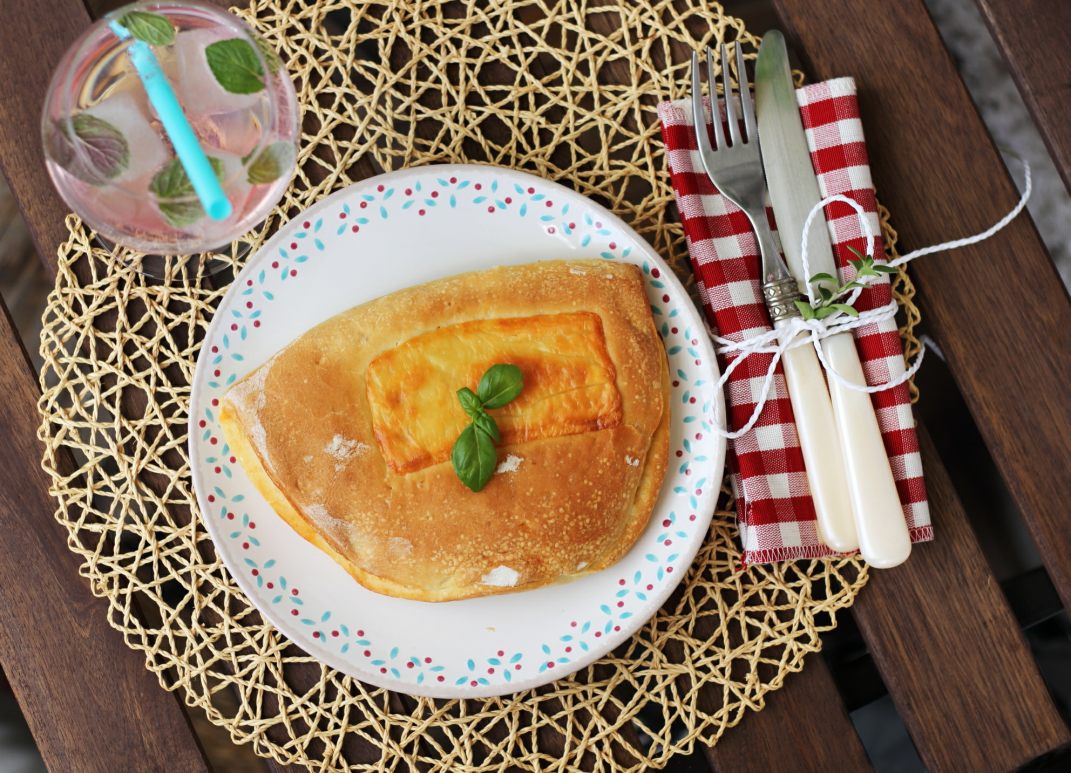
<box><xmin>189</xmin><ymin>164</ymin><xmax>726</xmax><ymax>698</ymax></box>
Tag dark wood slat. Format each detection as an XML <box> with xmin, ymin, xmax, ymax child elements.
<box><xmin>0</xmin><ymin>0</ymin><xmax>92</xmax><ymax>272</ymax></box>
<box><xmin>707</xmin><ymin>652</ymin><xmax>871</xmax><ymax>772</ymax></box>
<box><xmin>852</xmin><ymin>429</ymin><xmax>1067</xmax><ymax>770</ymax></box>
<box><xmin>0</xmin><ymin>296</ymin><xmax>210</xmax><ymax>771</ymax></box>
<box><xmin>774</xmin><ymin>0</ymin><xmax>1071</xmax><ymax>663</ymax></box>
<box><xmin>974</xmin><ymin>0</ymin><xmax>1071</xmax><ymax>194</ymax></box>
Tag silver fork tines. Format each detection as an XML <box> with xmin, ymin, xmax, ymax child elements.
<box><xmin>690</xmin><ymin>42</ymin><xmax>799</xmax><ymax>317</ymax></box>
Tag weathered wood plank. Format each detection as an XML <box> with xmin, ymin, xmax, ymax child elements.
<box><xmin>975</xmin><ymin>0</ymin><xmax>1071</xmax><ymax>194</ymax></box>
<box><xmin>0</xmin><ymin>294</ymin><xmax>210</xmax><ymax>771</ymax></box>
<box><xmin>706</xmin><ymin>651</ymin><xmax>872</xmax><ymax>772</ymax></box>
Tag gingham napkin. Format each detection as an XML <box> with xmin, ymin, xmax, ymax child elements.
<box><xmin>657</xmin><ymin>77</ymin><xmax>932</xmax><ymax>564</ymax></box>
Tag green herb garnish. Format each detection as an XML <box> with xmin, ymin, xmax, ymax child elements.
<box><xmin>46</xmin><ymin>113</ymin><xmax>130</xmax><ymax>184</ymax></box>
<box><xmin>246</xmin><ymin>141</ymin><xmax>294</xmax><ymax>185</ymax></box>
<box><xmin>253</xmin><ymin>34</ymin><xmax>283</xmax><ymax>75</ymax></box>
<box><xmin>451</xmin><ymin>364</ymin><xmax>524</xmax><ymax>491</ymax></box>
<box><xmin>205</xmin><ymin>38</ymin><xmax>265</xmax><ymax>94</ymax></box>
<box><xmin>149</xmin><ymin>156</ymin><xmax>225</xmax><ymax>228</ymax></box>
<box><xmin>118</xmin><ymin>10</ymin><xmax>176</xmax><ymax>46</ymax></box>
<box><xmin>794</xmin><ymin>246</ymin><xmax>898</xmax><ymax>321</ymax></box>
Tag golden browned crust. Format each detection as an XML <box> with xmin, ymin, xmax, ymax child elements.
<box><xmin>220</xmin><ymin>259</ymin><xmax>669</xmax><ymax>601</ymax></box>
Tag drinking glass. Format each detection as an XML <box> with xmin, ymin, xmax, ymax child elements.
<box><xmin>41</xmin><ymin>0</ymin><xmax>299</xmax><ymax>263</ymax></box>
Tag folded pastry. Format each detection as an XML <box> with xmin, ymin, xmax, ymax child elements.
<box><xmin>220</xmin><ymin>259</ymin><xmax>669</xmax><ymax>601</ymax></box>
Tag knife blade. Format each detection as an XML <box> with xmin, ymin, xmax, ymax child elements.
<box><xmin>755</xmin><ymin>30</ymin><xmax>910</xmax><ymax>568</ymax></box>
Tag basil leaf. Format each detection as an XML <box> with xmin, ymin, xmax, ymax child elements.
<box><xmin>476</xmin><ymin>363</ymin><xmax>523</xmax><ymax>409</ymax></box>
<box><xmin>246</xmin><ymin>141</ymin><xmax>294</xmax><ymax>185</ymax></box>
<box><xmin>472</xmin><ymin>410</ymin><xmax>501</xmax><ymax>443</ymax></box>
<box><xmin>47</xmin><ymin>113</ymin><xmax>130</xmax><ymax>185</ymax></box>
<box><xmin>150</xmin><ymin>156</ymin><xmax>225</xmax><ymax>228</ymax></box>
<box><xmin>451</xmin><ymin>424</ymin><xmax>497</xmax><ymax>492</ymax></box>
<box><xmin>118</xmin><ymin>10</ymin><xmax>175</xmax><ymax>45</ymax></box>
<box><xmin>794</xmin><ymin>300</ymin><xmax>816</xmax><ymax>321</ymax></box>
<box><xmin>253</xmin><ymin>35</ymin><xmax>283</xmax><ymax>75</ymax></box>
<box><xmin>457</xmin><ymin>387</ymin><xmax>482</xmax><ymax>418</ymax></box>
<box><xmin>815</xmin><ymin>306</ymin><xmax>837</xmax><ymax>320</ymax></box>
<box><xmin>205</xmin><ymin>38</ymin><xmax>265</xmax><ymax>94</ymax></box>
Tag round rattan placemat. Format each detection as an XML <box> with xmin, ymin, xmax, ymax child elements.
<box><xmin>37</xmin><ymin>2</ymin><xmax>923</xmax><ymax>769</ymax></box>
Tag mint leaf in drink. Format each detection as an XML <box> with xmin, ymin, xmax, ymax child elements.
<box><xmin>451</xmin><ymin>424</ymin><xmax>497</xmax><ymax>492</ymax></box>
<box><xmin>476</xmin><ymin>364</ymin><xmax>524</xmax><ymax>409</ymax></box>
<box><xmin>246</xmin><ymin>141</ymin><xmax>294</xmax><ymax>185</ymax></box>
<box><xmin>150</xmin><ymin>156</ymin><xmax>225</xmax><ymax>228</ymax></box>
<box><xmin>253</xmin><ymin>34</ymin><xmax>282</xmax><ymax>74</ymax></box>
<box><xmin>205</xmin><ymin>38</ymin><xmax>265</xmax><ymax>94</ymax></box>
<box><xmin>118</xmin><ymin>10</ymin><xmax>175</xmax><ymax>45</ymax></box>
<box><xmin>46</xmin><ymin>113</ymin><xmax>130</xmax><ymax>185</ymax></box>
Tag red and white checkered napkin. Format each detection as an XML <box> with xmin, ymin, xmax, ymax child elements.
<box><xmin>657</xmin><ymin>77</ymin><xmax>932</xmax><ymax>565</ymax></box>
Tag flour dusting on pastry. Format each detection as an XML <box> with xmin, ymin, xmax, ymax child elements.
<box><xmin>481</xmin><ymin>565</ymin><xmax>520</xmax><ymax>587</ymax></box>
<box><xmin>496</xmin><ymin>454</ymin><xmax>524</xmax><ymax>474</ymax></box>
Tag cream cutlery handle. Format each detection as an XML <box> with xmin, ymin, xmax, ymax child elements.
<box><xmin>823</xmin><ymin>333</ymin><xmax>912</xmax><ymax>568</ymax></box>
<box><xmin>775</xmin><ymin>321</ymin><xmax>859</xmax><ymax>552</ymax></box>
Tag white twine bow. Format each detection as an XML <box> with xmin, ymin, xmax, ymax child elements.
<box><xmin>708</xmin><ymin>158</ymin><xmax>1032</xmax><ymax>439</ymax></box>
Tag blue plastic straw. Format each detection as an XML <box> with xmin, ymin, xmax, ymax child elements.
<box><xmin>109</xmin><ymin>20</ymin><xmax>232</xmax><ymax>221</ymax></box>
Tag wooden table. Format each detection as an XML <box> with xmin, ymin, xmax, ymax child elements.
<box><xmin>1</xmin><ymin>0</ymin><xmax>1069</xmax><ymax>770</ymax></box>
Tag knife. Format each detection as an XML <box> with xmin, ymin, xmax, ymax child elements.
<box><xmin>755</xmin><ymin>30</ymin><xmax>911</xmax><ymax>568</ymax></box>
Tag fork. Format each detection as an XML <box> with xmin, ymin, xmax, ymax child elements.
<box><xmin>691</xmin><ymin>44</ymin><xmax>857</xmax><ymax>553</ymax></box>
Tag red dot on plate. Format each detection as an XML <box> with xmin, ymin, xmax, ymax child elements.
<box><xmin>226</xmin><ymin>513</ymin><xmax>234</xmax><ymax>520</ymax></box>
<box><xmin>377</xmin><ymin>184</ymin><xmax>385</xmax><ymax>192</ymax></box>
<box><xmin>671</xmin><ymin>327</ymin><xmax>678</xmax><ymax>334</ymax></box>
<box><xmin>431</xmin><ymin>191</ymin><xmax>439</xmax><ymax>198</ymax></box>
<box><xmin>497</xmin><ymin>650</ymin><xmax>504</xmax><ymax>656</ymax></box>
<box><xmin>406</xmin><ymin>662</ymin><xmax>414</xmax><ymax>669</ymax></box>
<box><xmin>210</xmin><ymin>437</ymin><xmax>218</xmax><ymax>445</ymax></box>
<box><xmin>527</xmin><ymin>187</ymin><xmax>534</xmax><ymax>194</ymax></box>
<box><xmin>272</xmin><ymin>261</ymin><xmax>279</xmax><ymax>268</ymax></box>
<box><xmin>475</xmin><ymin>183</ymin><xmax>482</xmax><ymax>190</ymax></box>
<box><xmin>470</xmin><ymin>680</ymin><xmax>478</xmax><ymax>686</ymax></box>
<box><xmin>662</xmin><ymin>294</ymin><xmax>670</xmax><ymax>303</ymax></box>
<box><xmin>291</xmin><ymin>609</ymin><xmax>298</xmax><ymax>616</ymax></box>
<box><xmin>666</xmin><ymin>566</ymin><xmax>674</xmax><ymax>573</ymax></box>
<box><xmin>266</xmin><ymin>582</ymin><xmax>273</xmax><ymax>589</ymax></box>
<box><xmin>568</xmin><ymin>222</ymin><xmax>575</xmax><ymax>229</ymax></box>
<box><xmin>487</xmin><ymin>667</ymin><xmax>494</xmax><ymax>674</ymax></box>
<box><xmin>450</xmin><ymin>177</ymin><xmax>458</xmax><ymax>184</ymax></box>
<box><xmin>229</xmin><ymin>456</ymin><xmax>237</xmax><ymax>464</ymax></box>
<box><xmin>617</xmin><ymin>600</ymin><xmax>624</xmax><ymax>607</ymax></box>
<box><xmin>251</xmin><ymin>569</ymin><xmax>259</xmax><ymax>576</ymax></box>
<box><xmin>357</xmin><ymin>629</ymin><xmax>364</xmax><ymax>637</ymax></box>
<box><xmin>331</xmin><ymin>630</ymin><xmax>339</xmax><ymax>637</ymax></box>
<box><xmin>211</xmin><ymin>345</ymin><xmax>219</xmax><ymax>353</ymax></box>
<box><xmin>664</xmin><ymin>539</ymin><xmax>672</xmax><ymax>546</ymax></box>
<box><xmin>199</xmin><ymin>420</ymin><xmax>207</xmax><ymax>428</ymax></box>
<box><xmin>646</xmin><ymin>584</ymin><xmax>653</xmax><ymax>590</ymax></box>
<box><xmin>570</xmin><ymin>621</ymin><xmax>577</xmax><ymax>627</ymax></box>
<box><xmin>364</xmin><ymin>649</ymin><xmax>371</xmax><ymax>657</ymax></box>
<box><xmin>418</xmin><ymin>209</ymin><xmax>426</xmax><ymax>216</ymax></box>
<box><xmin>290</xmin><ymin>269</ymin><xmax>297</xmax><ymax>277</ymax></box>
<box><xmin>230</xmin><ymin>324</ymin><xmax>238</xmax><ymax>331</ymax></box>
<box><xmin>672</xmin><ymin>380</ymin><xmax>680</xmax><ymax>387</ymax></box>
<box><xmin>515</xmin><ymin>664</ymin><xmax>521</xmax><ymax>670</ymax></box>
<box><xmin>213</xmin><ymin>466</ymin><xmax>221</xmax><ymax>474</ymax></box>
<box><xmin>547</xmin><ymin>661</ymin><xmax>554</xmax><ymax>668</ymax></box>
<box><xmin>691</xmin><ymin>338</ymin><xmax>698</xmax><ymax>345</ymax></box>
<box><xmin>595</xmin><ymin>221</ymin><xmax>602</xmax><ymax>227</ymax></box>
<box><xmin>548</xmin><ymin>227</ymin><xmax>556</xmax><ymax>234</ymax></box>
<box><xmin>207</xmin><ymin>495</ymin><xmax>215</xmax><ymax>502</ymax></box>
<box><xmin>253</xmin><ymin>320</ymin><xmax>261</xmax><ymax>328</ymax></box>
<box><xmin>360</xmin><ymin>201</ymin><xmax>367</xmax><ymax>208</ymax></box>
<box><xmin>662</xmin><ymin>519</ymin><xmax>671</xmax><ymax>527</ymax></box>
<box><xmin>291</xmin><ymin>589</ymin><xmax>299</xmax><ymax>596</ymax></box>
<box><xmin>338</xmin><ymin>212</ymin><xmax>346</xmax><ymax>219</ymax></box>
<box><xmin>689</xmin><ymin>397</ymin><xmax>696</xmax><ymax>404</ymax></box>
<box><xmin>614</xmin><ymin>625</ymin><xmax>621</xmax><ymax>632</ymax></box>
<box><xmin>246</xmin><ymin>280</ymin><xmax>252</xmax><ymax>286</ymax></box>
<box><xmin>405</xmin><ymin>188</ymin><xmax>413</xmax><ymax>195</ymax></box>
<box><xmin>424</xmin><ymin>657</ymin><xmax>432</xmax><ymax>664</ymax></box>
<box><xmin>437</xmin><ymin>675</ymin><xmax>445</xmax><ymax>681</ymax></box>
<box><xmin>211</xmin><ymin>399</ymin><xmax>219</xmax><ymax>406</ymax></box>
<box><xmin>213</xmin><ymin>369</ymin><xmax>221</xmax><ymax>377</ymax></box>
<box><xmin>695</xmin><ymin>359</ymin><xmax>701</xmax><ymax>366</ymax></box>
<box><xmin>696</xmin><ymin>433</ymin><xmax>703</xmax><ymax>440</ymax></box>
<box><xmin>246</xmin><ymin>301</ymin><xmax>253</xmax><ymax>309</ymax></box>
<box><xmin>488</xmin><ymin>206</ymin><xmax>495</xmax><ymax>213</ymax></box>
<box><xmin>242</xmin><ymin>542</ymin><xmax>249</xmax><ymax>549</ymax></box>
<box><xmin>352</xmin><ymin>225</ymin><xmax>360</xmax><ymax>233</ymax></box>
<box><xmin>303</xmin><ymin>220</ymin><xmax>311</xmax><ymax>228</ymax></box>
<box><xmin>685</xmin><ymin>469</ymin><xmax>691</xmax><ymax>476</ymax></box>
<box><xmin>675</xmin><ymin>450</ymin><xmax>682</xmax><ymax>458</ymax></box>
<box><xmin>382</xmin><ymin>668</ymin><xmax>389</xmax><ymax>674</ymax></box>
<box><xmin>248</xmin><ymin>521</ymin><xmax>256</xmax><ymax>529</ymax></box>
<box><xmin>689</xmin><ymin>514</ymin><xmax>697</xmax><ymax>522</ymax></box>
<box><xmin>618</xmin><ymin>579</ymin><xmax>625</xmax><ymax>586</ymax></box>
<box><xmin>696</xmin><ymin>489</ymin><xmax>703</xmax><ymax>495</ymax></box>
<box><xmin>546</xmin><ymin>200</ymin><xmax>553</xmax><ymax>207</ymax></box>
<box><xmin>290</xmin><ymin>242</ymin><xmax>298</xmax><ymax>249</ymax></box>
<box><xmin>313</xmin><ymin>631</ymin><xmax>320</xmax><ymax>638</ymax></box>
<box><xmin>609</xmin><ymin>242</ymin><xmax>616</xmax><ymax>249</ymax></box>
<box><xmin>651</xmin><ymin>268</ymin><xmax>661</xmax><ymax>278</ymax></box>
<box><xmin>506</xmin><ymin>197</ymin><xmax>513</xmax><ymax>205</ymax></box>
<box><xmin>565</xmin><ymin>647</ymin><xmax>572</xmax><ymax>653</ymax></box>
<box><xmin>594</xmin><ymin>631</ymin><xmax>602</xmax><ymax>638</ymax></box>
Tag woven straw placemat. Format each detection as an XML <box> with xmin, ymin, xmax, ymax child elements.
<box><xmin>37</xmin><ymin>1</ymin><xmax>923</xmax><ymax>769</ymax></box>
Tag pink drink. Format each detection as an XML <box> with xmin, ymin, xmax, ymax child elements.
<box><xmin>42</xmin><ymin>1</ymin><xmax>298</xmax><ymax>255</ymax></box>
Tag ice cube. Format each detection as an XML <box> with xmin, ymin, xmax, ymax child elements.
<box><xmin>83</xmin><ymin>91</ymin><xmax>169</xmax><ymax>185</ymax></box>
<box><xmin>172</xmin><ymin>29</ymin><xmax>262</xmax><ymax>117</ymax></box>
